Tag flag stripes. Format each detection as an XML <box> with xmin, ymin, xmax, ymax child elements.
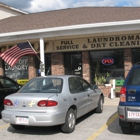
<box><xmin>0</xmin><ymin>42</ymin><xmax>37</xmax><ymax>67</ymax></box>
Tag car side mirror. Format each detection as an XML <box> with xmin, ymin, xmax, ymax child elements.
<box><xmin>92</xmin><ymin>85</ymin><xmax>98</xmax><ymax>90</ymax></box>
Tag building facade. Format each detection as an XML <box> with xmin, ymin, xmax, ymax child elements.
<box><xmin>0</xmin><ymin>7</ymin><xmax>140</xmax><ymax>97</ymax></box>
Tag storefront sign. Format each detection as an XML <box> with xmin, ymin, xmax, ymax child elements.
<box><xmin>102</xmin><ymin>58</ymin><xmax>114</xmax><ymax>65</ymax></box>
<box><xmin>33</xmin><ymin>41</ymin><xmax>53</xmax><ymax>53</ymax></box>
<box><xmin>54</xmin><ymin>34</ymin><xmax>140</xmax><ymax>52</ymax></box>
<box><xmin>0</xmin><ymin>41</ymin><xmax>54</xmax><ymax>54</ymax></box>
<box><xmin>2</xmin><ymin>34</ymin><xmax>140</xmax><ymax>53</ymax></box>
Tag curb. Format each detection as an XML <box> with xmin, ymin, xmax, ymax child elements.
<box><xmin>104</xmin><ymin>97</ymin><xmax>119</xmax><ymax>106</ymax></box>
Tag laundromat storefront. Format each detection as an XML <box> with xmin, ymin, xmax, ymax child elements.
<box><xmin>2</xmin><ymin>33</ymin><xmax>140</xmax><ymax>88</ymax></box>
<box><xmin>54</xmin><ymin>34</ymin><xmax>140</xmax><ymax>73</ymax></box>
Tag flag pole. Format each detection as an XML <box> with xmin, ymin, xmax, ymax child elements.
<box><xmin>27</xmin><ymin>40</ymin><xmax>43</xmax><ymax>64</ymax></box>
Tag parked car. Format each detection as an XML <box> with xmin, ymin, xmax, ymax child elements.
<box><xmin>0</xmin><ymin>76</ymin><xmax>22</xmax><ymax>113</ymax></box>
<box><xmin>118</xmin><ymin>62</ymin><xmax>140</xmax><ymax>134</ymax></box>
<box><xmin>2</xmin><ymin>75</ymin><xmax>104</xmax><ymax>133</ymax></box>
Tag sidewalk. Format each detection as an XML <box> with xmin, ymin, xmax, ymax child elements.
<box><xmin>104</xmin><ymin>97</ymin><xmax>120</xmax><ymax>106</ymax></box>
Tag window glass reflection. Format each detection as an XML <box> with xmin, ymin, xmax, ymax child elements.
<box><xmin>90</xmin><ymin>50</ymin><xmax>124</xmax><ymax>85</ymax></box>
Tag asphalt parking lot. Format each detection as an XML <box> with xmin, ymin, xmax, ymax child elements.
<box><xmin>0</xmin><ymin>97</ymin><xmax>140</xmax><ymax>140</ymax></box>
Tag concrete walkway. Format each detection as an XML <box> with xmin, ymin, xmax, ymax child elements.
<box><xmin>104</xmin><ymin>97</ymin><xmax>120</xmax><ymax>106</ymax></box>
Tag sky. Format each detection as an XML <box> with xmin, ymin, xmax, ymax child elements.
<box><xmin>0</xmin><ymin>0</ymin><xmax>140</xmax><ymax>13</ymax></box>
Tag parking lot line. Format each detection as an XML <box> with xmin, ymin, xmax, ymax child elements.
<box><xmin>87</xmin><ymin>112</ymin><xmax>118</xmax><ymax>140</ymax></box>
<box><xmin>0</xmin><ymin>124</ymin><xmax>10</xmax><ymax>130</ymax></box>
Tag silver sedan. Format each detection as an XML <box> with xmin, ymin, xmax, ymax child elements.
<box><xmin>2</xmin><ymin>75</ymin><xmax>104</xmax><ymax>133</ymax></box>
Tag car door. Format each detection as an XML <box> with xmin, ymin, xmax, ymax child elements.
<box><xmin>76</xmin><ymin>77</ymin><xmax>99</xmax><ymax>112</ymax></box>
<box><xmin>68</xmin><ymin>77</ymin><xmax>89</xmax><ymax>118</ymax></box>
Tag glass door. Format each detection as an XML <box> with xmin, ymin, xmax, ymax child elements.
<box><xmin>64</xmin><ymin>52</ymin><xmax>82</xmax><ymax>77</ymax></box>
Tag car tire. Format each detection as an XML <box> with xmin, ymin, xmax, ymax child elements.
<box><xmin>61</xmin><ymin>108</ymin><xmax>76</xmax><ymax>133</ymax></box>
<box><xmin>121</xmin><ymin>126</ymin><xmax>134</xmax><ymax>134</ymax></box>
<box><xmin>11</xmin><ymin>124</ymin><xmax>25</xmax><ymax>130</ymax></box>
<box><xmin>95</xmin><ymin>96</ymin><xmax>103</xmax><ymax>113</ymax></box>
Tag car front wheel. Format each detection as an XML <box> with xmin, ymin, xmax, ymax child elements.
<box><xmin>95</xmin><ymin>96</ymin><xmax>103</xmax><ymax>113</ymax></box>
<box><xmin>61</xmin><ymin>108</ymin><xmax>76</xmax><ymax>133</ymax></box>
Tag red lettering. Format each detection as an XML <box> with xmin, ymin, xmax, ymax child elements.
<box><xmin>102</xmin><ymin>58</ymin><xmax>114</xmax><ymax>65</ymax></box>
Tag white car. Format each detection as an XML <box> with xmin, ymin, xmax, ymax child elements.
<box><xmin>2</xmin><ymin>75</ymin><xmax>104</xmax><ymax>133</ymax></box>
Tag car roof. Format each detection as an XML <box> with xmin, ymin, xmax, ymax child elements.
<box><xmin>0</xmin><ymin>75</ymin><xmax>15</xmax><ymax>80</ymax></box>
<box><xmin>0</xmin><ymin>75</ymin><xmax>19</xmax><ymax>84</ymax></box>
<box><xmin>0</xmin><ymin>75</ymin><xmax>8</xmax><ymax>78</ymax></box>
<box><xmin>134</xmin><ymin>62</ymin><xmax>140</xmax><ymax>66</ymax></box>
<box><xmin>34</xmin><ymin>75</ymin><xmax>81</xmax><ymax>79</ymax></box>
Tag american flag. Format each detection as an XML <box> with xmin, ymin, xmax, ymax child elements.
<box><xmin>0</xmin><ymin>42</ymin><xmax>37</xmax><ymax>67</ymax></box>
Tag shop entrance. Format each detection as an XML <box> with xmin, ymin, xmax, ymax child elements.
<box><xmin>64</xmin><ymin>52</ymin><xmax>82</xmax><ymax>77</ymax></box>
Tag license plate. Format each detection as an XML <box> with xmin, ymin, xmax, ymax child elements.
<box><xmin>16</xmin><ymin>117</ymin><xmax>29</xmax><ymax>124</ymax></box>
<box><xmin>128</xmin><ymin>111</ymin><xmax>140</xmax><ymax>118</ymax></box>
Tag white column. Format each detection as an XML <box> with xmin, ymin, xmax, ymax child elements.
<box><xmin>111</xmin><ymin>79</ymin><xmax>116</xmax><ymax>99</ymax></box>
<box><xmin>40</xmin><ymin>38</ymin><xmax>45</xmax><ymax>76</ymax></box>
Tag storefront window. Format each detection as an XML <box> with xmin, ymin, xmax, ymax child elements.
<box><xmin>45</xmin><ymin>53</ymin><xmax>51</xmax><ymax>75</ymax></box>
<box><xmin>4</xmin><ymin>56</ymin><xmax>28</xmax><ymax>81</ymax></box>
<box><xmin>64</xmin><ymin>52</ymin><xmax>82</xmax><ymax>77</ymax></box>
<box><xmin>90</xmin><ymin>50</ymin><xmax>124</xmax><ymax>85</ymax></box>
<box><xmin>132</xmin><ymin>48</ymin><xmax>140</xmax><ymax>64</ymax></box>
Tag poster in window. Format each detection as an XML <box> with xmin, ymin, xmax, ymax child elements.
<box><xmin>4</xmin><ymin>56</ymin><xmax>28</xmax><ymax>81</ymax></box>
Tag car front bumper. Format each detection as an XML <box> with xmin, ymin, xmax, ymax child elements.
<box><xmin>2</xmin><ymin>110</ymin><xmax>67</xmax><ymax>126</ymax></box>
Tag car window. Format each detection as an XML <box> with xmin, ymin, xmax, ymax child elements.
<box><xmin>0</xmin><ymin>77</ymin><xmax>17</xmax><ymax>89</ymax></box>
<box><xmin>69</xmin><ymin>77</ymin><xmax>83</xmax><ymax>93</ymax></box>
<box><xmin>19</xmin><ymin>78</ymin><xmax>63</xmax><ymax>93</ymax></box>
<box><xmin>127</xmin><ymin>68</ymin><xmax>140</xmax><ymax>85</ymax></box>
<box><xmin>76</xmin><ymin>77</ymin><xmax>92</xmax><ymax>91</ymax></box>
<box><xmin>0</xmin><ymin>81</ymin><xmax>4</xmax><ymax>88</ymax></box>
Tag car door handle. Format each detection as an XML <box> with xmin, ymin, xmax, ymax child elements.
<box><xmin>128</xmin><ymin>89</ymin><xmax>136</xmax><ymax>94</ymax></box>
<box><xmin>74</xmin><ymin>98</ymin><xmax>77</xmax><ymax>101</ymax></box>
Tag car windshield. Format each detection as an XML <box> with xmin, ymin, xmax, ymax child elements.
<box><xmin>18</xmin><ymin>77</ymin><xmax>63</xmax><ymax>93</ymax></box>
